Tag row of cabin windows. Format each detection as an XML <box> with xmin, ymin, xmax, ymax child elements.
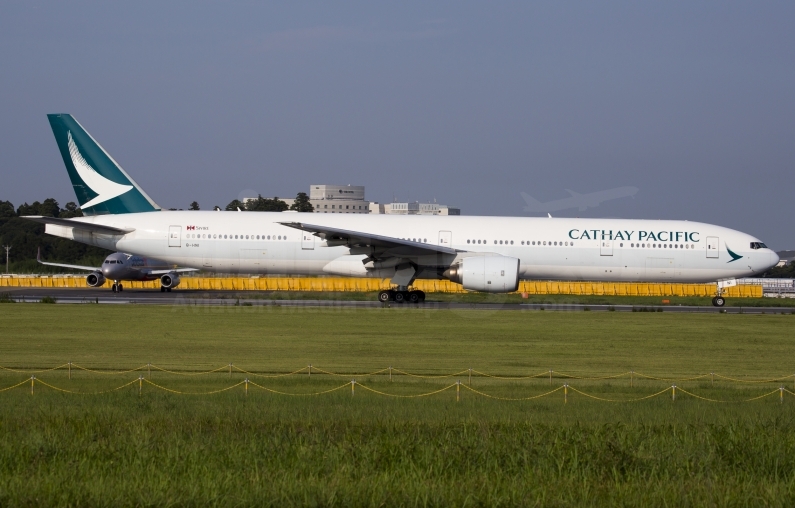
<box><xmin>185</xmin><ymin>233</ymin><xmax>288</xmax><ymax>240</ymax></box>
<box><xmin>629</xmin><ymin>243</ymin><xmax>694</xmax><ymax>249</ymax></box>
<box><xmin>466</xmin><ymin>239</ymin><xmax>575</xmax><ymax>246</ymax></box>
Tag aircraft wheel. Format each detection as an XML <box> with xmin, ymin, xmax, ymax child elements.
<box><xmin>394</xmin><ymin>291</ymin><xmax>406</xmax><ymax>304</ymax></box>
<box><xmin>118</xmin><ymin>284</ymin><xmax>123</xmax><ymax>292</ymax></box>
<box><xmin>418</xmin><ymin>290</ymin><xmax>426</xmax><ymax>302</ymax></box>
<box><xmin>378</xmin><ymin>290</ymin><xmax>392</xmax><ymax>303</ymax></box>
<box><xmin>166</xmin><ymin>288</ymin><xmax>172</xmax><ymax>292</ymax></box>
<box><xmin>160</xmin><ymin>286</ymin><xmax>166</xmax><ymax>292</ymax></box>
<box><xmin>713</xmin><ymin>296</ymin><xmax>725</xmax><ymax>307</ymax></box>
<box><xmin>111</xmin><ymin>284</ymin><xmax>117</xmax><ymax>293</ymax></box>
<box><xmin>408</xmin><ymin>291</ymin><xmax>422</xmax><ymax>304</ymax></box>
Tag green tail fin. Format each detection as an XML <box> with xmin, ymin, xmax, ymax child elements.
<box><xmin>47</xmin><ymin>114</ymin><xmax>160</xmax><ymax>215</ymax></box>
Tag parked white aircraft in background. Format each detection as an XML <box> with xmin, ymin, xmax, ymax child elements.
<box><xmin>521</xmin><ymin>187</ymin><xmax>639</xmax><ymax>213</ymax></box>
<box><xmin>24</xmin><ymin>114</ymin><xmax>778</xmax><ymax>306</ymax></box>
<box><xmin>37</xmin><ymin>248</ymin><xmax>197</xmax><ymax>293</ymax></box>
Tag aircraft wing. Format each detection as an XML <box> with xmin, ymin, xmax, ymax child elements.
<box><xmin>36</xmin><ymin>248</ymin><xmax>98</xmax><ymax>272</ymax></box>
<box><xmin>147</xmin><ymin>268</ymin><xmax>200</xmax><ymax>275</ymax></box>
<box><xmin>279</xmin><ymin>222</ymin><xmax>459</xmax><ymax>257</ymax></box>
<box><xmin>22</xmin><ymin>216</ymin><xmax>134</xmax><ymax>235</ymax></box>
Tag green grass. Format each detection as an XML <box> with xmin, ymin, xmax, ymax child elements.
<box><xmin>2</xmin><ymin>305</ymin><xmax>795</xmax><ymax>506</ymax></box>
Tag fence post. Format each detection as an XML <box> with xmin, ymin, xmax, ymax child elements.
<box><xmin>468</xmin><ymin>368</ymin><xmax>472</xmax><ymax>386</ymax></box>
<box><xmin>564</xmin><ymin>383</ymin><xmax>568</xmax><ymax>404</ymax></box>
<box><xmin>672</xmin><ymin>385</ymin><xmax>676</xmax><ymax>402</ymax></box>
<box><xmin>781</xmin><ymin>386</ymin><xmax>784</xmax><ymax>404</ymax></box>
<box><xmin>308</xmin><ymin>364</ymin><xmax>312</xmax><ymax>378</ymax></box>
<box><xmin>30</xmin><ymin>376</ymin><xmax>35</xmax><ymax>395</ymax></box>
<box><xmin>456</xmin><ymin>380</ymin><xmax>460</xmax><ymax>402</ymax></box>
<box><xmin>229</xmin><ymin>363</ymin><xmax>232</xmax><ymax>378</ymax></box>
<box><xmin>148</xmin><ymin>363</ymin><xmax>151</xmax><ymax>379</ymax></box>
<box><xmin>351</xmin><ymin>379</ymin><xmax>355</xmax><ymax>396</ymax></box>
<box><xmin>630</xmin><ymin>370</ymin><xmax>633</xmax><ymax>388</ymax></box>
<box><xmin>549</xmin><ymin>370</ymin><xmax>552</xmax><ymax>385</ymax></box>
<box><xmin>139</xmin><ymin>376</ymin><xmax>143</xmax><ymax>396</ymax></box>
<box><xmin>389</xmin><ymin>366</ymin><xmax>392</xmax><ymax>382</ymax></box>
<box><xmin>711</xmin><ymin>372</ymin><xmax>714</xmax><ymax>386</ymax></box>
<box><xmin>68</xmin><ymin>362</ymin><xmax>71</xmax><ymax>380</ymax></box>
<box><xmin>245</xmin><ymin>378</ymin><xmax>249</xmax><ymax>396</ymax></box>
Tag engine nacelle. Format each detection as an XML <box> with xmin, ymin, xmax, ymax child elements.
<box><xmin>160</xmin><ymin>273</ymin><xmax>181</xmax><ymax>289</ymax></box>
<box><xmin>86</xmin><ymin>271</ymin><xmax>106</xmax><ymax>287</ymax></box>
<box><xmin>443</xmin><ymin>256</ymin><xmax>520</xmax><ymax>293</ymax></box>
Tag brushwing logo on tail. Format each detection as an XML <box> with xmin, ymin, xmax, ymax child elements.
<box><xmin>67</xmin><ymin>131</ymin><xmax>133</xmax><ymax>209</ymax></box>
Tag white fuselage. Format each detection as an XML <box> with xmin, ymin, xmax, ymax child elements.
<box><xmin>46</xmin><ymin>212</ymin><xmax>779</xmax><ymax>283</ymax></box>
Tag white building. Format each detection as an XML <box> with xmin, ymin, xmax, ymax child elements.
<box><xmin>369</xmin><ymin>201</ymin><xmax>461</xmax><ymax>216</ymax></box>
<box><xmin>310</xmin><ymin>185</ymin><xmax>370</xmax><ymax>214</ymax></box>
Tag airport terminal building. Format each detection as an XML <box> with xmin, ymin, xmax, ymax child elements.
<box><xmin>309</xmin><ymin>185</ymin><xmax>370</xmax><ymax>214</ymax></box>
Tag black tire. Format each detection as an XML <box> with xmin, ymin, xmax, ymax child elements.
<box><xmin>418</xmin><ymin>291</ymin><xmax>426</xmax><ymax>302</ymax></box>
<box><xmin>378</xmin><ymin>290</ymin><xmax>392</xmax><ymax>303</ymax></box>
<box><xmin>161</xmin><ymin>286</ymin><xmax>166</xmax><ymax>292</ymax></box>
<box><xmin>394</xmin><ymin>291</ymin><xmax>406</xmax><ymax>303</ymax></box>
<box><xmin>118</xmin><ymin>284</ymin><xmax>123</xmax><ymax>292</ymax></box>
<box><xmin>167</xmin><ymin>288</ymin><xmax>172</xmax><ymax>292</ymax></box>
<box><xmin>408</xmin><ymin>291</ymin><xmax>421</xmax><ymax>303</ymax></box>
<box><xmin>714</xmin><ymin>296</ymin><xmax>725</xmax><ymax>307</ymax></box>
<box><xmin>111</xmin><ymin>284</ymin><xmax>117</xmax><ymax>293</ymax></box>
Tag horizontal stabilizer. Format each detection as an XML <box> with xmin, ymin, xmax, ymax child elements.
<box><xmin>22</xmin><ymin>216</ymin><xmax>134</xmax><ymax>235</ymax></box>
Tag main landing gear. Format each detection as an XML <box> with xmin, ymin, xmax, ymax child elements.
<box><xmin>711</xmin><ymin>296</ymin><xmax>725</xmax><ymax>307</ymax></box>
<box><xmin>160</xmin><ymin>286</ymin><xmax>172</xmax><ymax>292</ymax></box>
<box><xmin>378</xmin><ymin>288</ymin><xmax>425</xmax><ymax>303</ymax></box>
<box><xmin>111</xmin><ymin>281</ymin><xmax>123</xmax><ymax>293</ymax></box>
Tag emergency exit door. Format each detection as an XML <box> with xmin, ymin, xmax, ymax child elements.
<box><xmin>438</xmin><ymin>230</ymin><xmax>452</xmax><ymax>247</ymax></box>
<box><xmin>301</xmin><ymin>232</ymin><xmax>315</xmax><ymax>250</ymax></box>
<box><xmin>600</xmin><ymin>239</ymin><xmax>613</xmax><ymax>256</ymax></box>
<box><xmin>168</xmin><ymin>226</ymin><xmax>181</xmax><ymax>247</ymax></box>
<box><xmin>706</xmin><ymin>236</ymin><xmax>719</xmax><ymax>258</ymax></box>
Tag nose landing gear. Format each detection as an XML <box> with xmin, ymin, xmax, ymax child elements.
<box><xmin>111</xmin><ymin>281</ymin><xmax>123</xmax><ymax>293</ymax></box>
<box><xmin>711</xmin><ymin>296</ymin><xmax>725</xmax><ymax>307</ymax></box>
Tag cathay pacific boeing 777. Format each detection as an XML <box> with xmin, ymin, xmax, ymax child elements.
<box><xmin>24</xmin><ymin>114</ymin><xmax>779</xmax><ymax>306</ymax></box>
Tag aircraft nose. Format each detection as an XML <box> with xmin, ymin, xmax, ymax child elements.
<box><xmin>769</xmin><ymin>250</ymin><xmax>780</xmax><ymax>269</ymax></box>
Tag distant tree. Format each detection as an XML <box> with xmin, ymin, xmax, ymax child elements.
<box><xmin>246</xmin><ymin>195</ymin><xmax>288</xmax><ymax>212</ymax></box>
<box><xmin>0</xmin><ymin>201</ymin><xmax>15</xmax><ymax>219</ymax></box>
<box><xmin>225</xmin><ymin>199</ymin><xmax>245</xmax><ymax>211</ymax></box>
<box><xmin>59</xmin><ymin>202</ymin><xmax>83</xmax><ymax>219</ymax></box>
<box><xmin>39</xmin><ymin>198</ymin><xmax>60</xmax><ymax>217</ymax></box>
<box><xmin>290</xmin><ymin>192</ymin><xmax>314</xmax><ymax>212</ymax></box>
<box><xmin>213</xmin><ymin>205</ymin><xmax>221</xmax><ymax>211</ymax></box>
<box><xmin>189</xmin><ymin>201</ymin><xmax>200</xmax><ymax>210</ymax></box>
<box><xmin>16</xmin><ymin>202</ymin><xmax>40</xmax><ymax>216</ymax></box>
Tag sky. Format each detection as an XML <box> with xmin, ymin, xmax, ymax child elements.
<box><xmin>1</xmin><ymin>1</ymin><xmax>793</xmax><ymax>249</ymax></box>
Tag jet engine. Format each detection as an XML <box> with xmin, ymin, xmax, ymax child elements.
<box><xmin>86</xmin><ymin>271</ymin><xmax>106</xmax><ymax>287</ymax></box>
<box><xmin>160</xmin><ymin>273</ymin><xmax>181</xmax><ymax>289</ymax></box>
<box><xmin>443</xmin><ymin>256</ymin><xmax>520</xmax><ymax>293</ymax></box>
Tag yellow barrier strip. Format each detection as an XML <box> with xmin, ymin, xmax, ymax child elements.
<box><xmin>248</xmin><ymin>380</ymin><xmax>352</xmax><ymax>396</ymax></box>
<box><xmin>676</xmin><ymin>387</ymin><xmax>782</xmax><ymax>403</ymax></box>
<box><xmin>391</xmin><ymin>368</ymin><xmax>470</xmax><ymax>379</ymax></box>
<box><xmin>461</xmin><ymin>384</ymin><xmax>564</xmax><ymax>401</ymax></box>
<box><xmin>0</xmin><ymin>379</ymin><xmax>31</xmax><ymax>392</ymax></box>
<box><xmin>567</xmin><ymin>385</ymin><xmax>672</xmax><ymax>402</ymax></box>
<box><xmin>471</xmin><ymin>370</ymin><xmax>550</xmax><ymax>380</ymax></box>
<box><xmin>151</xmin><ymin>364</ymin><xmax>229</xmax><ymax>376</ymax></box>
<box><xmin>72</xmin><ymin>364</ymin><xmax>148</xmax><ymax>375</ymax></box>
<box><xmin>143</xmin><ymin>379</ymin><xmax>246</xmax><ymax>395</ymax></box>
<box><xmin>356</xmin><ymin>383</ymin><xmax>457</xmax><ymax>398</ymax></box>
<box><xmin>0</xmin><ymin>364</ymin><xmax>68</xmax><ymax>374</ymax></box>
<box><xmin>35</xmin><ymin>378</ymin><xmax>139</xmax><ymax>395</ymax></box>
<box><xmin>310</xmin><ymin>367</ymin><xmax>390</xmax><ymax>377</ymax></box>
<box><xmin>233</xmin><ymin>366</ymin><xmax>309</xmax><ymax>378</ymax></box>
<box><xmin>713</xmin><ymin>374</ymin><xmax>795</xmax><ymax>384</ymax></box>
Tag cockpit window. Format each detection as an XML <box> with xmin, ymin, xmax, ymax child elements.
<box><xmin>750</xmin><ymin>242</ymin><xmax>768</xmax><ymax>250</ymax></box>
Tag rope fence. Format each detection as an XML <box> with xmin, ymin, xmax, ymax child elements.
<box><xmin>4</xmin><ymin>376</ymin><xmax>794</xmax><ymax>404</ymax></box>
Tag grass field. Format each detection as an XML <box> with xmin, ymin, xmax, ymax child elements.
<box><xmin>1</xmin><ymin>304</ymin><xmax>795</xmax><ymax>506</ymax></box>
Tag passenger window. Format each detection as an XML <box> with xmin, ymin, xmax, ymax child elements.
<box><xmin>510</xmin><ymin>240</ymin><xmax>513</xmax><ymax>245</ymax></box>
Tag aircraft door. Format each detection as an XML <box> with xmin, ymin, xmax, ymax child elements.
<box><xmin>301</xmin><ymin>232</ymin><xmax>315</xmax><ymax>250</ymax></box>
<box><xmin>438</xmin><ymin>230</ymin><xmax>452</xmax><ymax>247</ymax></box>
<box><xmin>168</xmin><ymin>226</ymin><xmax>181</xmax><ymax>247</ymax></box>
<box><xmin>706</xmin><ymin>236</ymin><xmax>719</xmax><ymax>258</ymax></box>
<box><xmin>600</xmin><ymin>239</ymin><xmax>613</xmax><ymax>256</ymax></box>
